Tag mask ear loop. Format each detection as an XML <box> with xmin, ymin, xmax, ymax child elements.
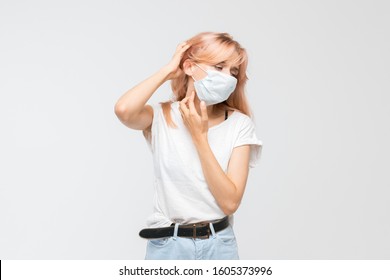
<box><xmin>191</xmin><ymin>64</ymin><xmax>197</xmax><ymax>82</ymax></box>
<box><xmin>191</xmin><ymin>63</ymin><xmax>207</xmax><ymax>82</ymax></box>
<box><xmin>194</xmin><ymin>63</ymin><xmax>207</xmax><ymax>73</ymax></box>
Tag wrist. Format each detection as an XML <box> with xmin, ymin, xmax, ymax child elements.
<box><xmin>193</xmin><ymin>134</ymin><xmax>208</xmax><ymax>147</ymax></box>
<box><xmin>159</xmin><ymin>65</ymin><xmax>172</xmax><ymax>82</ymax></box>
<box><xmin>161</xmin><ymin>64</ymin><xmax>175</xmax><ymax>81</ymax></box>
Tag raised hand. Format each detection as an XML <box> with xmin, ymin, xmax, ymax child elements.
<box><xmin>165</xmin><ymin>41</ymin><xmax>191</xmax><ymax>80</ymax></box>
<box><xmin>179</xmin><ymin>90</ymin><xmax>209</xmax><ymax>143</ymax></box>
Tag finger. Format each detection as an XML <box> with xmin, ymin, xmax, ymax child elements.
<box><xmin>177</xmin><ymin>41</ymin><xmax>186</xmax><ymax>48</ymax></box>
<box><xmin>178</xmin><ymin>106</ymin><xmax>188</xmax><ymax>125</ymax></box>
<box><xmin>175</xmin><ymin>42</ymin><xmax>190</xmax><ymax>55</ymax></box>
<box><xmin>179</xmin><ymin>99</ymin><xmax>189</xmax><ymax>115</ymax></box>
<box><xmin>179</xmin><ymin>104</ymin><xmax>187</xmax><ymax>117</ymax></box>
<box><xmin>188</xmin><ymin>91</ymin><xmax>197</xmax><ymax>114</ymax></box>
<box><xmin>178</xmin><ymin>41</ymin><xmax>190</xmax><ymax>51</ymax></box>
<box><xmin>200</xmin><ymin>101</ymin><xmax>208</xmax><ymax>122</ymax></box>
<box><xmin>181</xmin><ymin>96</ymin><xmax>189</xmax><ymax>108</ymax></box>
<box><xmin>178</xmin><ymin>45</ymin><xmax>190</xmax><ymax>58</ymax></box>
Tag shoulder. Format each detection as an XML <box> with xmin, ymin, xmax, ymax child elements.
<box><xmin>232</xmin><ymin>110</ymin><xmax>254</xmax><ymax>127</ymax></box>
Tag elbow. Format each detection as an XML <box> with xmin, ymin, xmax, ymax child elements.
<box><xmin>114</xmin><ymin>102</ymin><xmax>135</xmax><ymax>123</ymax></box>
<box><xmin>221</xmin><ymin>200</ymin><xmax>240</xmax><ymax>216</ymax></box>
<box><xmin>114</xmin><ymin>102</ymin><xmax>127</xmax><ymax>119</ymax></box>
<box><xmin>114</xmin><ymin>102</ymin><xmax>140</xmax><ymax>124</ymax></box>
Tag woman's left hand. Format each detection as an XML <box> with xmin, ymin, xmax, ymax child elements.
<box><xmin>179</xmin><ymin>90</ymin><xmax>209</xmax><ymax>143</ymax></box>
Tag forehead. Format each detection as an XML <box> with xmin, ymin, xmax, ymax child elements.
<box><xmin>213</xmin><ymin>47</ymin><xmax>241</xmax><ymax>68</ymax></box>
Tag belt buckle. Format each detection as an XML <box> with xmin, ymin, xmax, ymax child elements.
<box><xmin>192</xmin><ymin>222</ymin><xmax>210</xmax><ymax>239</ymax></box>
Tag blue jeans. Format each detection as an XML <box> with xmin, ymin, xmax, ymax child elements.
<box><xmin>144</xmin><ymin>222</ymin><xmax>239</xmax><ymax>260</ymax></box>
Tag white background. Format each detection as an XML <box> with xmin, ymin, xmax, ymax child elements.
<box><xmin>1</xmin><ymin>0</ymin><xmax>389</xmax><ymax>259</ymax></box>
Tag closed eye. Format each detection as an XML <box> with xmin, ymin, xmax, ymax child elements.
<box><xmin>214</xmin><ymin>64</ymin><xmax>238</xmax><ymax>77</ymax></box>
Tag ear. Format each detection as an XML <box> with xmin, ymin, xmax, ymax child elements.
<box><xmin>182</xmin><ymin>59</ymin><xmax>195</xmax><ymax>76</ymax></box>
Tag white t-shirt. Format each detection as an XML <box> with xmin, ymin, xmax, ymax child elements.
<box><xmin>143</xmin><ymin>101</ymin><xmax>262</xmax><ymax>228</ymax></box>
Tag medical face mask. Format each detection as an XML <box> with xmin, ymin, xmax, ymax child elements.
<box><xmin>191</xmin><ymin>63</ymin><xmax>238</xmax><ymax>106</ymax></box>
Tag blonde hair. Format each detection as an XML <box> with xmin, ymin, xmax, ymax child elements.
<box><xmin>161</xmin><ymin>31</ymin><xmax>252</xmax><ymax>128</ymax></box>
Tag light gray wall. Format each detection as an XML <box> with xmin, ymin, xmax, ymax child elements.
<box><xmin>1</xmin><ymin>0</ymin><xmax>389</xmax><ymax>259</ymax></box>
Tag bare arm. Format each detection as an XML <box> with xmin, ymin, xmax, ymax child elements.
<box><xmin>178</xmin><ymin>91</ymin><xmax>251</xmax><ymax>215</ymax></box>
<box><xmin>194</xmin><ymin>138</ymin><xmax>251</xmax><ymax>216</ymax></box>
<box><xmin>114</xmin><ymin>67</ymin><xmax>170</xmax><ymax>130</ymax></box>
<box><xmin>114</xmin><ymin>41</ymin><xmax>191</xmax><ymax>130</ymax></box>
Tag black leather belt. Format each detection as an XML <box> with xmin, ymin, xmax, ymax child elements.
<box><xmin>139</xmin><ymin>216</ymin><xmax>229</xmax><ymax>239</ymax></box>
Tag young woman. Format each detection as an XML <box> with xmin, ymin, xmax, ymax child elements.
<box><xmin>114</xmin><ymin>32</ymin><xmax>262</xmax><ymax>260</ymax></box>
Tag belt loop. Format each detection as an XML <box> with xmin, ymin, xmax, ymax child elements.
<box><xmin>173</xmin><ymin>223</ymin><xmax>180</xmax><ymax>241</ymax></box>
<box><xmin>209</xmin><ymin>222</ymin><xmax>217</xmax><ymax>239</ymax></box>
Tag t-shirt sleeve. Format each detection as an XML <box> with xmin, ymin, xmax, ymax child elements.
<box><xmin>233</xmin><ymin>116</ymin><xmax>263</xmax><ymax>168</ymax></box>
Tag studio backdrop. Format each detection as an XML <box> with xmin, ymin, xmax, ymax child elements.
<box><xmin>0</xmin><ymin>0</ymin><xmax>389</xmax><ymax>259</ymax></box>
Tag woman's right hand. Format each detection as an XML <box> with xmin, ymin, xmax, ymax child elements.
<box><xmin>164</xmin><ymin>41</ymin><xmax>191</xmax><ymax>80</ymax></box>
